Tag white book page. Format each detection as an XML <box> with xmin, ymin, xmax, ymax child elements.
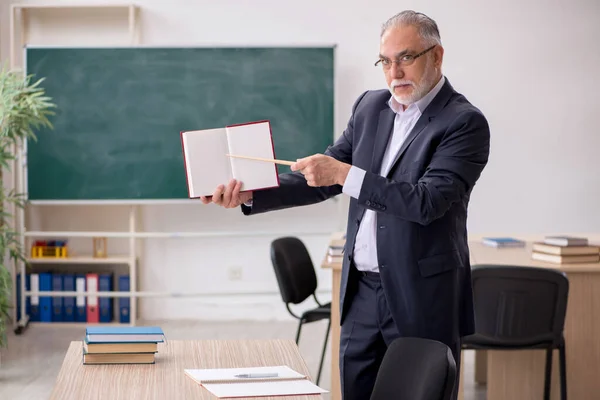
<box><xmin>225</xmin><ymin>121</ymin><xmax>279</xmax><ymax>191</ymax></box>
<box><xmin>181</xmin><ymin>128</ymin><xmax>232</xmax><ymax>197</ymax></box>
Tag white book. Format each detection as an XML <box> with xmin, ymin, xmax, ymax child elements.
<box><xmin>180</xmin><ymin>120</ymin><xmax>280</xmax><ymax>198</ymax></box>
<box><xmin>184</xmin><ymin>365</ymin><xmax>328</xmax><ymax>398</ymax></box>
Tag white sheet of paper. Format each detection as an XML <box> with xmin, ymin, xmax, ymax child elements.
<box><xmin>184</xmin><ymin>365</ymin><xmax>328</xmax><ymax>398</ymax></box>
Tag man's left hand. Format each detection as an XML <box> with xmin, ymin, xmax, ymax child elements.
<box><xmin>291</xmin><ymin>154</ymin><xmax>351</xmax><ymax>187</ymax></box>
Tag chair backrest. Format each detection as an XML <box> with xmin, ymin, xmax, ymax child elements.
<box><xmin>270</xmin><ymin>237</ymin><xmax>318</xmax><ymax>305</ymax></box>
<box><xmin>470</xmin><ymin>264</ymin><xmax>569</xmax><ymax>347</ymax></box>
<box><xmin>370</xmin><ymin>337</ymin><xmax>457</xmax><ymax>400</ymax></box>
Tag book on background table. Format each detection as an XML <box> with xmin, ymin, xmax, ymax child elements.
<box><xmin>481</xmin><ymin>237</ymin><xmax>525</xmax><ymax>248</ymax></box>
<box><xmin>180</xmin><ymin>120</ymin><xmax>280</xmax><ymax>198</ymax></box>
<box><xmin>543</xmin><ymin>236</ymin><xmax>589</xmax><ymax>247</ymax></box>
<box><xmin>531</xmin><ymin>252</ymin><xmax>600</xmax><ymax>264</ymax></box>
<box><xmin>532</xmin><ymin>242</ymin><xmax>600</xmax><ymax>256</ymax></box>
<box><xmin>85</xmin><ymin>326</ymin><xmax>165</xmax><ymax>343</ymax></box>
<box><xmin>184</xmin><ymin>365</ymin><xmax>328</xmax><ymax>398</ymax></box>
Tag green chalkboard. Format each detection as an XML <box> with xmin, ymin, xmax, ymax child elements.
<box><xmin>24</xmin><ymin>46</ymin><xmax>334</xmax><ymax>201</ymax></box>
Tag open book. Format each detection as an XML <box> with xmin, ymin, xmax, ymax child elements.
<box><xmin>184</xmin><ymin>365</ymin><xmax>328</xmax><ymax>398</ymax></box>
<box><xmin>180</xmin><ymin>120</ymin><xmax>280</xmax><ymax>198</ymax></box>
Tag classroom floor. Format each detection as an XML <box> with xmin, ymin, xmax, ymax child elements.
<box><xmin>0</xmin><ymin>319</ymin><xmax>485</xmax><ymax>400</ymax></box>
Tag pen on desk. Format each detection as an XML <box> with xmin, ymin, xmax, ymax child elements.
<box><xmin>234</xmin><ymin>373</ymin><xmax>279</xmax><ymax>378</ymax></box>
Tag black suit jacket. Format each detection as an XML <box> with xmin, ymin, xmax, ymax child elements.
<box><xmin>243</xmin><ymin>78</ymin><xmax>490</xmax><ymax>345</ymax></box>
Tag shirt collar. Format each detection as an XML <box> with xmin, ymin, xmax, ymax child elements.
<box><xmin>388</xmin><ymin>75</ymin><xmax>446</xmax><ymax>114</ymax></box>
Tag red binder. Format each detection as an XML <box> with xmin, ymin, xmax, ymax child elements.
<box><xmin>86</xmin><ymin>273</ymin><xmax>99</xmax><ymax>323</ymax></box>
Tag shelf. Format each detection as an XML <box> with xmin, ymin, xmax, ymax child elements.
<box><xmin>10</xmin><ymin>1</ymin><xmax>143</xmax><ymax>333</ymax></box>
<box><xmin>29</xmin><ymin>322</ymin><xmax>131</xmax><ymax>328</ymax></box>
<box><xmin>12</xmin><ymin>3</ymin><xmax>137</xmax><ymax>10</ymax></box>
<box><xmin>27</xmin><ymin>256</ymin><xmax>131</xmax><ymax>264</ymax></box>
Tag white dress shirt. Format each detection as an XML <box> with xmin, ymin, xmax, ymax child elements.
<box><xmin>342</xmin><ymin>76</ymin><xmax>445</xmax><ymax>272</ymax></box>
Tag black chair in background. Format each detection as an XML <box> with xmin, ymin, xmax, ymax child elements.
<box><xmin>462</xmin><ymin>264</ymin><xmax>569</xmax><ymax>400</ymax></box>
<box><xmin>270</xmin><ymin>237</ymin><xmax>331</xmax><ymax>385</ymax></box>
<box><xmin>370</xmin><ymin>337</ymin><xmax>457</xmax><ymax>400</ymax></box>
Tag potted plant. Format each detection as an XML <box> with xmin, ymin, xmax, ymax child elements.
<box><xmin>0</xmin><ymin>64</ymin><xmax>55</xmax><ymax>349</ymax></box>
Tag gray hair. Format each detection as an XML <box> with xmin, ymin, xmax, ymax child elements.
<box><xmin>381</xmin><ymin>10</ymin><xmax>441</xmax><ymax>47</ymax></box>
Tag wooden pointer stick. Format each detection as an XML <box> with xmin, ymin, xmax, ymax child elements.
<box><xmin>226</xmin><ymin>154</ymin><xmax>295</xmax><ymax>166</ymax></box>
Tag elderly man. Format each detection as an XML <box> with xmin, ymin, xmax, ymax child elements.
<box><xmin>202</xmin><ymin>10</ymin><xmax>490</xmax><ymax>400</ymax></box>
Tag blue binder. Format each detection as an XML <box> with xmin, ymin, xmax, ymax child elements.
<box><xmin>52</xmin><ymin>273</ymin><xmax>63</xmax><ymax>322</ymax></box>
<box><xmin>118</xmin><ymin>275</ymin><xmax>130</xmax><ymax>323</ymax></box>
<box><xmin>16</xmin><ymin>274</ymin><xmax>31</xmax><ymax>322</ymax></box>
<box><xmin>39</xmin><ymin>272</ymin><xmax>52</xmax><ymax>322</ymax></box>
<box><xmin>98</xmin><ymin>273</ymin><xmax>113</xmax><ymax>323</ymax></box>
<box><xmin>62</xmin><ymin>274</ymin><xmax>76</xmax><ymax>322</ymax></box>
<box><xmin>29</xmin><ymin>274</ymin><xmax>40</xmax><ymax>322</ymax></box>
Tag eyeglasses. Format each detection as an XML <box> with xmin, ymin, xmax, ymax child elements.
<box><xmin>374</xmin><ymin>45</ymin><xmax>436</xmax><ymax>69</ymax></box>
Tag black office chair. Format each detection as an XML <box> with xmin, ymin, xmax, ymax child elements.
<box><xmin>270</xmin><ymin>237</ymin><xmax>331</xmax><ymax>385</ymax></box>
<box><xmin>370</xmin><ymin>337</ymin><xmax>457</xmax><ymax>400</ymax></box>
<box><xmin>462</xmin><ymin>264</ymin><xmax>569</xmax><ymax>400</ymax></box>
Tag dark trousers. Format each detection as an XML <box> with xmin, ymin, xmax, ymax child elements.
<box><xmin>339</xmin><ymin>270</ymin><xmax>462</xmax><ymax>400</ymax></box>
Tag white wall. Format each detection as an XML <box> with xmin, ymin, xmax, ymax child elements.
<box><xmin>1</xmin><ymin>0</ymin><xmax>599</xmax><ymax>321</ymax></box>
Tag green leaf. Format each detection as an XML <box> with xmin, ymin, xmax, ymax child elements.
<box><xmin>0</xmin><ymin>65</ymin><xmax>56</xmax><ymax>347</ymax></box>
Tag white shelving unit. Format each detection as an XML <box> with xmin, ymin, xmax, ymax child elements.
<box><xmin>7</xmin><ymin>2</ymin><xmax>341</xmax><ymax>334</ymax></box>
<box><xmin>9</xmin><ymin>2</ymin><xmax>142</xmax><ymax>333</ymax></box>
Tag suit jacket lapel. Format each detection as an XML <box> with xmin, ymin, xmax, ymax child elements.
<box><xmin>370</xmin><ymin>107</ymin><xmax>395</xmax><ymax>174</ymax></box>
<box><xmin>386</xmin><ymin>78</ymin><xmax>455</xmax><ymax>176</ymax></box>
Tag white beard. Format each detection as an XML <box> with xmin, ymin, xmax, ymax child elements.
<box><xmin>389</xmin><ymin>59</ymin><xmax>438</xmax><ymax>106</ymax></box>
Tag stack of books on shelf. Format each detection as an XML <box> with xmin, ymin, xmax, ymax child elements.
<box><xmin>531</xmin><ymin>236</ymin><xmax>600</xmax><ymax>264</ymax></box>
<box><xmin>326</xmin><ymin>239</ymin><xmax>345</xmax><ymax>263</ymax></box>
<box><xmin>83</xmin><ymin>326</ymin><xmax>165</xmax><ymax>365</ymax></box>
<box><xmin>16</xmin><ymin>272</ymin><xmax>131</xmax><ymax>324</ymax></box>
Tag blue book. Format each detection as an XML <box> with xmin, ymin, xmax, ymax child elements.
<box><xmin>98</xmin><ymin>274</ymin><xmax>113</xmax><ymax>323</ymax></box>
<box><xmin>52</xmin><ymin>273</ymin><xmax>63</xmax><ymax>322</ymax></box>
<box><xmin>39</xmin><ymin>272</ymin><xmax>52</xmax><ymax>322</ymax></box>
<box><xmin>16</xmin><ymin>274</ymin><xmax>30</xmax><ymax>322</ymax></box>
<box><xmin>85</xmin><ymin>326</ymin><xmax>165</xmax><ymax>343</ymax></box>
<box><xmin>118</xmin><ymin>275</ymin><xmax>130</xmax><ymax>323</ymax></box>
<box><xmin>482</xmin><ymin>237</ymin><xmax>525</xmax><ymax>248</ymax></box>
<box><xmin>16</xmin><ymin>273</ymin><xmax>21</xmax><ymax>322</ymax></box>
<box><xmin>29</xmin><ymin>274</ymin><xmax>40</xmax><ymax>322</ymax></box>
<box><xmin>63</xmin><ymin>274</ymin><xmax>76</xmax><ymax>322</ymax></box>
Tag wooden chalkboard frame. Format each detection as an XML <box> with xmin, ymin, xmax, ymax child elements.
<box><xmin>22</xmin><ymin>45</ymin><xmax>337</xmax><ymax>204</ymax></box>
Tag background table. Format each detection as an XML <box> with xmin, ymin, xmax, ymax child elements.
<box><xmin>50</xmin><ymin>339</ymin><xmax>324</xmax><ymax>400</ymax></box>
<box><xmin>322</xmin><ymin>233</ymin><xmax>600</xmax><ymax>400</ymax></box>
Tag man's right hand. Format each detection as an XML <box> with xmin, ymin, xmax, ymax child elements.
<box><xmin>200</xmin><ymin>179</ymin><xmax>253</xmax><ymax>208</ymax></box>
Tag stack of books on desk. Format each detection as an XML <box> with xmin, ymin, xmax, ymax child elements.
<box><xmin>531</xmin><ymin>236</ymin><xmax>600</xmax><ymax>264</ymax></box>
<box><xmin>82</xmin><ymin>326</ymin><xmax>165</xmax><ymax>365</ymax></box>
<box><xmin>326</xmin><ymin>239</ymin><xmax>345</xmax><ymax>263</ymax></box>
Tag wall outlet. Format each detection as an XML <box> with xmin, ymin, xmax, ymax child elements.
<box><xmin>227</xmin><ymin>266</ymin><xmax>243</xmax><ymax>281</ymax></box>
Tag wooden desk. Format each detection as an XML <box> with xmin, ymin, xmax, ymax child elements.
<box><xmin>322</xmin><ymin>233</ymin><xmax>600</xmax><ymax>400</ymax></box>
<box><xmin>321</xmin><ymin>233</ymin><xmax>344</xmax><ymax>400</ymax></box>
<box><xmin>469</xmin><ymin>235</ymin><xmax>600</xmax><ymax>400</ymax></box>
<box><xmin>50</xmin><ymin>339</ymin><xmax>323</xmax><ymax>400</ymax></box>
